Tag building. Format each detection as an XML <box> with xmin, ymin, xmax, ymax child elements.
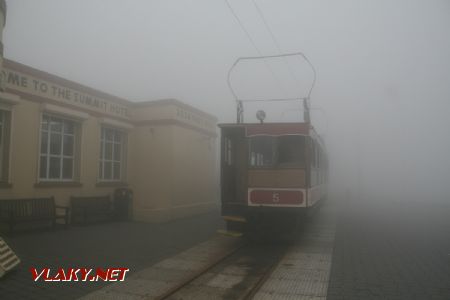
<box><xmin>0</xmin><ymin>0</ymin><xmax>20</xmax><ymax>110</ymax></box>
<box><xmin>0</xmin><ymin>58</ymin><xmax>219</xmax><ymax>223</ymax></box>
<box><xmin>0</xmin><ymin>0</ymin><xmax>218</xmax><ymax>223</ymax></box>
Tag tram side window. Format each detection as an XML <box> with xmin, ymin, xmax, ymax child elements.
<box><xmin>310</xmin><ymin>140</ymin><xmax>316</xmax><ymax>168</ymax></box>
<box><xmin>249</xmin><ymin>136</ymin><xmax>275</xmax><ymax>167</ymax></box>
<box><xmin>317</xmin><ymin>146</ymin><xmax>321</xmax><ymax>169</ymax></box>
<box><xmin>318</xmin><ymin>147</ymin><xmax>323</xmax><ymax>183</ymax></box>
<box><xmin>277</xmin><ymin>136</ymin><xmax>305</xmax><ymax>168</ymax></box>
<box><xmin>224</xmin><ymin>137</ymin><xmax>233</xmax><ymax>166</ymax></box>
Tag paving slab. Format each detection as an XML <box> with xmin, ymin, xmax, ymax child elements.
<box><xmin>254</xmin><ymin>203</ymin><xmax>337</xmax><ymax>299</ymax></box>
<box><xmin>80</xmin><ymin>234</ymin><xmax>242</xmax><ymax>299</ymax></box>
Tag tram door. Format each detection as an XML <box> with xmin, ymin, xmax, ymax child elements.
<box><xmin>221</xmin><ymin>127</ymin><xmax>247</xmax><ymax>211</ymax></box>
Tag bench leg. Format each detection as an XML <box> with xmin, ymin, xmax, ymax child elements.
<box><xmin>65</xmin><ymin>214</ymin><xmax>69</xmax><ymax>229</ymax></box>
<box><xmin>9</xmin><ymin>221</ymin><xmax>14</xmax><ymax>235</ymax></box>
<box><xmin>83</xmin><ymin>208</ymin><xmax>88</xmax><ymax>224</ymax></box>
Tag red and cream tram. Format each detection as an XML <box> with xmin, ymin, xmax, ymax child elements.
<box><xmin>219</xmin><ymin>121</ymin><xmax>328</xmax><ymax>235</ymax></box>
<box><xmin>220</xmin><ymin>52</ymin><xmax>327</xmax><ymax>236</ymax></box>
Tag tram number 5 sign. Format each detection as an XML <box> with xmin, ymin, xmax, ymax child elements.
<box><xmin>249</xmin><ymin>190</ymin><xmax>303</xmax><ymax>205</ymax></box>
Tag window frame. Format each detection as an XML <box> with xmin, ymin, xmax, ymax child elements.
<box><xmin>247</xmin><ymin>134</ymin><xmax>306</xmax><ymax>169</ymax></box>
<box><xmin>224</xmin><ymin>137</ymin><xmax>233</xmax><ymax>166</ymax></box>
<box><xmin>276</xmin><ymin>135</ymin><xmax>306</xmax><ymax>168</ymax></box>
<box><xmin>248</xmin><ymin>135</ymin><xmax>277</xmax><ymax>168</ymax></box>
<box><xmin>38</xmin><ymin>113</ymin><xmax>79</xmax><ymax>182</ymax></box>
<box><xmin>98</xmin><ymin>126</ymin><xmax>126</xmax><ymax>182</ymax></box>
<box><xmin>0</xmin><ymin>108</ymin><xmax>11</xmax><ymax>183</ymax></box>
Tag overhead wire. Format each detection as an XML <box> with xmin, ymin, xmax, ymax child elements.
<box><xmin>223</xmin><ymin>0</ymin><xmax>289</xmax><ymax>99</ymax></box>
<box><xmin>250</xmin><ymin>0</ymin><xmax>299</xmax><ymax>84</ymax></box>
<box><xmin>251</xmin><ymin>0</ymin><xmax>317</xmax><ymax>124</ymax></box>
<box><xmin>227</xmin><ymin>52</ymin><xmax>316</xmax><ymax>103</ymax></box>
<box><xmin>224</xmin><ymin>0</ymin><xmax>319</xmax><ymax>124</ymax></box>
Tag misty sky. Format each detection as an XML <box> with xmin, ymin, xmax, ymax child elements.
<box><xmin>4</xmin><ymin>0</ymin><xmax>450</xmax><ymax>200</ymax></box>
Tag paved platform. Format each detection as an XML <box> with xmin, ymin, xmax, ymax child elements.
<box><xmin>0</xmin><ymin>211</ymin><xmax>223</xmax><ymax>300</ymax></box>
<box><xmin>327</xmin><ymin>198</ymin><xmax>450</xmax><ymax>300</ymax></box>
<box><xmin>80</xmin><ymin>234</ymin><xmax>242</xmax><ymax>299</ymax></box>
<box><xmin>82</xmin><ymin>202</ymin><xmax>338</xmax><ymax>300</ymax></box>
<box><xmin>255</xmin><ymin>202</ymin><xmax>337</xmax><ymax>300</ymax></box>
<box><xmin>2</xmin><ymin>198</ymin><xmax>449</xmax><ymax>300</ymax></box>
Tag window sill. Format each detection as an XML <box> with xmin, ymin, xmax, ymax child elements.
<box><xmin>96</xmin><ymin>181</ymin><xmax>128</xmax><ymax>187</ymax></box>
<box><xmin>0</xmin><ymin>182</ymin><xmax>12</xmax><ymax>189</ymax></box>
<box><xmin>34</xmin><ymin>181</ymin><xmax>83</xmax><ymax>188</ymax></box>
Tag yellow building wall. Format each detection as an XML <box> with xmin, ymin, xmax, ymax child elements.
<box><xmin>3</xmin><ymin>99</ymin><xmax>40</xmax><ymax>197</ymax></box>
<box><xmin>130</xmin><ymin>124</ymin><xmax>175</xmax><ymax>222</ymax></box>
<box><xmin>170</xmin><ymin>126</ymin><xmax>219</xmax><ymax>219</ymax></box>
<box><xmin>0</xmin><ymin>60</ymin><xmax>218</xmax><ymax>224</ymax></box>
<box><xmin>0</xmin><ymin>98</ymin><xmax>133</xmax><ymax>208</ymax></box>
<box><xmin>130</xmin><ymin>106</ymin><xmax>219</xmax><ymax>222</ymax></box>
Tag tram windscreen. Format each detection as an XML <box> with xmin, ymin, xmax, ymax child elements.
<box><xmin>277</xmin><ymin>135</ymin><xmax>305</xmax><ymax>167</ymax></box>
<box><xmin>248</xmin><ymin>135</ymin><xmax>305</xmax><ymax>168</ymax></box>
<box><xmin>249</xmin><ymin>136</ymin><xmax>276</xmax><ymax>167</ymax></box>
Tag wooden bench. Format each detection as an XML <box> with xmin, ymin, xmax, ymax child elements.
<box><xmin>70</xmin><ymin>195</ymin><xmax>113</xmax><ymax>224</ymax></box>
<box><xmin>0</xmin><ymin>197</ymin><xmax>70</xmax><ymax>234</ymax></box>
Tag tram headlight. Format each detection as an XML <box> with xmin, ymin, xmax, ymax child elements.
<box><xmin>256</xmin><ymin>110</ymin><xmax>266</xmax><ymax>123</ymax></box>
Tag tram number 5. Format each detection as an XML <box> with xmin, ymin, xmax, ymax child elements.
<box><xmin>272</xmin><ymin>192</ymin><xmax>280</xmax><ymax>203</ymax></box>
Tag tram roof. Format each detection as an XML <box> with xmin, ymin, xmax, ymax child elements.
<box><xmin>218</xmin><ymin>122</ymin><xmax>314</xmax><ymax>137</ymax></box>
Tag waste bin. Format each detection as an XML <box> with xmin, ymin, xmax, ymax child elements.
<box><xmin>114</xmin><ymin>188</ymin><xmax>133</xmax><ymax>221</ymax></box>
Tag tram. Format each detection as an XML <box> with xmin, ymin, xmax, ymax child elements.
<box><xmin>219</xmin><ymin>53</ymin><xmax>328</xmax><ymax>236</ymax></box>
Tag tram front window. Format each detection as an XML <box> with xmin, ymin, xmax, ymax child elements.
<box><xmin>277</xmin><ymin>135</ymin><xmax>305</xmax><ymax>168</ymax></box>
<box><xmin>249</xmin><ymin>136</ymin><xmax>276</xmax><ymax>167</ymax></box>
<box><xmin>248</xmin><ymin>135</ymin><xmax>305</xmax><ymax>168</ymax></box>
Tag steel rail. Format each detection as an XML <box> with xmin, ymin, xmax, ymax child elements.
<box><xmin>240</xmin><ymin>246</ymin><xmax>289</xmax><ymax>300</ymax></box>
<box><xmin>156</xmin><ymin>243</ymin><xmax>289</xmax><ymax>300</ymax></box>
<box><xmin>154</xmin><ymin>242</ymin><xmax>246</xmax><ymax>300</ymax></box>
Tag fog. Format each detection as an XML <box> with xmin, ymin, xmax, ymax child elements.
<box><xmin>5</xmin><ymin>0</ymin><xmax>450</xmax><ymax>203</ymax></box>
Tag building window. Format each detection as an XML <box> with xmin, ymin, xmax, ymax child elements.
<box><xmin>99</xmin><ymin>127</ymin><xmax>125</xmax><ymax>181</ymax></box>
<box><xmin>39</xmin><ymin>114</ymin><xmax>77</xmax><ymax>181</ymax></box>
<box><xmin>0</xmin><ymin>110</ymin><xmax>11</xmax><ymax>181</ymax></box>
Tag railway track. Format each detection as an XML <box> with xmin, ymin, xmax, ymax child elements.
<box><xmin>79</xmin><ymin>204</ymin><xmax>335</xmax><ymax>300</ymax></box>
<box><xmin>155</xmin><ymin>242</ymin><xmax>290</xmax><ymax>300</ymax></box>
